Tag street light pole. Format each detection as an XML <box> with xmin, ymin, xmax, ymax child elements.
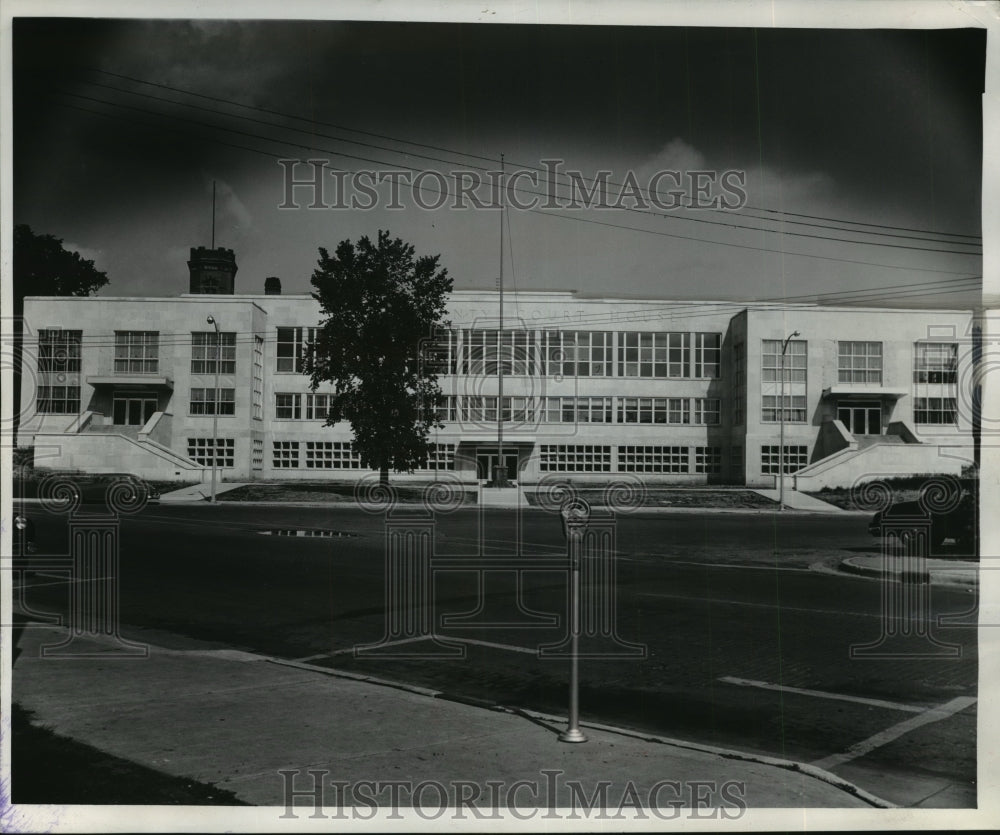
<box><xmin>778</xmin><ymin>330</ymin><xmax>801</xmax><ymax>511</ymax></box>
<box><xmin>206</xmin><ymin>315</ymin><xmax>221</xmax><ymax>503</ymax></box>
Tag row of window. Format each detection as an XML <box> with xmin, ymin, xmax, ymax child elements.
<box><xmin>429</xmin><ymin>330</ymin><xmax>723</xmax><ymax>379</ymax></box>
<box><xmin>35</xmin><ymin>329</ymin><xmax>961</xmax><ymax>387</ymax></box>
<box><xmin>32</xmin><ymin>383</ymin><xmax>961</xmax><ymax>427</ymax></box>
<box><xmin>273</xmin><ymin>442</ymin><xmax>456</xmax><ymax>471</ymax></box>
<box><xmin>538</xmin><ymin>445</ymin><xmax>724</xmax><ymax>474</ymax></box>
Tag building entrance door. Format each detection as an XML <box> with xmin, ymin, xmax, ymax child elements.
<box><xmin>837</xmin><ymin>401</ymin><xmax>882</xmax><ymax>435</ymax></box>
<box><xmin>112</xmin><ymin>394</ymin><xmax>157</xmax><ymax>426</ymax></box>
<box><xmin>476</xmin><ymin>450</ymin><xmax>519</xmax><ymax>485</ymax></box>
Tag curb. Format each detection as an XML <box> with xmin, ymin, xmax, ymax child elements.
<box><xmin>839</xmin><ymin>555</ymin><xmax>978</xmax><ymax>589</ymax></box>
<box><xmin>18</xmin><ymin>623</ymin><xmax>894</xmax><ymax>809</ymax></box>
<box><xmin>265</xmin><ymin>655</ymin><xmax>893</xmax><ymax>809</ymax></box>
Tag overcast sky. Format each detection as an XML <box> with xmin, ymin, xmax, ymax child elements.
<box><xmin>12</xmin><ymin>18</ymin><xmax>986</xmax><ymax>308</ymax></box>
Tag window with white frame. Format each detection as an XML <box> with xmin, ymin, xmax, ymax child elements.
<box><xmin>462</xmin><ymin>329</ymin><xmax>535</xmax><ymax>376</ymax></box>
<box><xmin>838</xmin><ymin>341</ymin><xmax>882</xmax><ymax>384</ymax></box>
<box><xmin>761</xmin><ymin>395</ymin><xmax>807</xmax><ymax>423</ymax></box>
<box><xmin>618</xmin><ymin>445</ymin><xmax>689</xmax><ymax>473</ymax></box>
<box><xmin>275</xmin><ymin>393</ymin><xmax>302</xmax><ymax>420</ymax></box>
<box><xmin>914</xmin><ymin>343</ymin><xmax>958</xmax><ymax>384</ymax></box>
<box><xmin>191</xmin><ymin>331</ymin><xmax>236</xmax><ymax>374</ymax></box>
<box><xmin>762</xmin><ymin>339</ymin><xmax>807</xmax><ymax>383</ymax></box>
<box><xmin>36</xmin><ymin>385</ymin><xmax>80</xmax><ymax>414</ymax></box>
<box><xmin>542</xmin><ymin>331</ymin><xmax>612</xmax><ymax>377</ymax></box>
<box><xmin>304</xmin><ymin>441</ymin><xmax>362</xmax><ymax>469</ymax></box>
<box><xmin>306</xmin><ymin>393</ymin><xmax>333</xmax><ymax>421</ymax></box>
<box><xmin>460</xmin><ymin>395</ymin><xmax>535</xmax><ymax>424</ymax></box>
<box><xmin>276</xmin><ymin>326</ymin><xmax>316</xmax><ymax>373</ymax></box>
<box><xmin>694</xmin><ymin>447</ymin><xmax>721</xmax><ymax>474</ymax></box>
<box><xmin>426</xmin><ymin>328</ymin><xmax>458</xmax><ymax>375</ymax></box>
<box><xmin>760</xmin><ymin>445</ymin><xmax>808</xmax><ymax>474</ymax></box>
<box><xmin>252</xmin><ymin>336</ymin><xmax>264</xmax><ymax>420</ymax></box>
<box><xmin>618</xmin><ymin>397</ymin><xmax>689</xmax><ymax>424</ymax></box>
<box><xmin>693</xmin><ymin>333</ymin><xmax>722</xmax><ymax>378</ymax></box>
<box><xmin>114</xmin><ymin>331</ymin><xmax>159</xmax><ymax>374</ymax></box>
<box><xmin>273</xmin><ymin>440</ymin><xmax>300</xmax><ymax>468</ymax></box>
<box><xmin>914</xmin><ymin>397</ymin><xmax>957</xmax><ymax>425</ymax></box>
<box><xmin>539</xmin><ymin>445</ymin><xmax>611</xmax><ymax>472</ymax></box>
<box><xmin>421</xmin><ymin>443</ymin><xmax>456</xmax><ymax>471</ymax></box>
<box><xmin>540</xmin><ymin>396</ymin><xmax>613</xmax><ymax>423</ymax></box>
<box><xmin>618</xmin><ymin>332</ymin><xmax>678</xmax><ymax>378</ymax></box>
<box><xmin>37</xmin><ymin>329</ymin><xmax>82</xmax><ymax>373</ymax></box>
<box><xmin>187</xmin><ymin>437</ymin><xmax>234</xmax><ymax>467</ymax></box>
<box><xmin>190</xmin><ymin>388</ymin><xmax>235</xmax><ymax>415</ymax></box>
<box><xmin>692</xmin><ymin>398</ymin><xmax>721</xmax><ymax>425</ymax></box>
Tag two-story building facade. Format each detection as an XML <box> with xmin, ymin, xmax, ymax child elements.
<box><xmin>16</xmin><ymin>246</ymin><xmax>976</xmax><ymax>489</ymax></box>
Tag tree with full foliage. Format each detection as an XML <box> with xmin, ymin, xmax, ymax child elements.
<box><xmin>306</xmin><ymin>230</ymin><xmax>453</xmax><ymax>485</ymax></box>
<box><xmin>11</xmin><ymin>225</ymin><xmax>109</xmax><ymax>434</ymax></box>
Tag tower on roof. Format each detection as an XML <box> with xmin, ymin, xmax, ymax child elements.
<box><xmin>188</xmin><ymin>247</ymin><xmax>238</xmax><ymax>294</ymax></box>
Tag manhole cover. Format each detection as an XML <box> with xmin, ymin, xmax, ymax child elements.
<box><xmin>257</xmin><ymin>529</ymin><xmax>360</xmax><ymax>538</ymax></box>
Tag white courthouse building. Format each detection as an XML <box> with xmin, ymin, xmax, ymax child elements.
<box><xmin>17</xmin><ymin>246</ymin><xmax>976</xmax><ymax>490</ymax></box>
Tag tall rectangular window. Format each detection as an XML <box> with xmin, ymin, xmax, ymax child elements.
<box><xmin>36</xmin><ymin>385</ymin><xmax>80</xmax><ymax>414</ymax></box>
<box><xmin>252</xmin><ymin>336</ymin><xmax>264</xmax><ymax>420</ymax></box>
<box><xmin>838</xmin><ymin>341</ymin><xmax>882</xmax><ymax>384</ymax></box>
<box><xmin>914</xmin><ymin>343</ymin><xmax>958</xmax><ymax>384</ymax></box>
<box><xmin>192</xmin><ymin>331</ymin><xmax>236</xmax><ymax>374</ymax></box>
<box><xmin>762</xmin><ymin>339</ymin><xmax>807</xmax><ymax>383</ymax></box>
<box><xmin>37</xmin><ymin>329</ymin><xmax>82</xmax><ymax>372</ymax></box>
<box><xmin>190</xmin><ymin>388</ymin><xmax>235</xmax><ymax>415</ymax></box>
<box><xmin>693</xmin><ymin>333</ymin><xmax>722</xmax><ymax>378</ymax></box>
<box><xmin>306</xmin><ymin>393</ymin><xmax>333</xmax><ymax>420</ymax></box>
<box><xmin>115</xmin><ymin>331</ymin><xmax>159</xmax><ymax>374</ymax></box>
<box><xmin>275</xmin><ymin>393</ymin><xmax>302</xmax><ymax>419</ymax></box>
<box><xmin>426</xmin><ymin>328</ymin><xmax>458</xmax><ymax>375</ymax></box>
<box><xmin>542</xmin><ymin>331</ymin><xmax>612</xmax><ymax>377</ymax></box>
<box><xmin>276</xmin><ymin>327</ymin><xmax>316</xmax><ymax>373</ymax></box>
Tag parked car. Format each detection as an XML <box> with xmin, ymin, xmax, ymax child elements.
<box><xmin>40</xmin><ymin>472</ymin><xmax>160</xmax><ymax>506</ymax></box>
<box><xmin>868</xmin><ymin>479</ymin><xmax>977</xmax><ymax>552</ymax></box>
<box><xmin>13</xmin><ymin>514</ymin><xmax>36</xmax><ymax>554</ymax></box>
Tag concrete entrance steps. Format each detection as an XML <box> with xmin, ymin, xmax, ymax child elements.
<box><xmin>478</xmin><ymin>485</ymin><xmax>526</xmax><ymax>507</ymax></box>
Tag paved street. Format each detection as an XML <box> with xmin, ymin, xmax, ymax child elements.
<box><xmin>14</xmin><ymin>502</ymin><xmax>978</xmax><ymax>807</ymax></box>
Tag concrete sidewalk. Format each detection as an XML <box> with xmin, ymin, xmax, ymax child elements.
<box><xmin>750</xmin><ymin>488</ymin><xmax>844</xmax><ymax>512</ymax></box>
<box><xmin>159</xmin><ymin>482</ymin><xmax>251</xmax><ymax>502</ymax></box>
<box><xmin>12</xmin><ymin>625</ymin><xmax>887</xmax><ymax>813</ymax></box>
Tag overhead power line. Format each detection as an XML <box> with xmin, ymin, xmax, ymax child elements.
<box><xmin>78</xmin><ymin>68</ymin><xmax>982</xmax><ymax>244</ymax></box>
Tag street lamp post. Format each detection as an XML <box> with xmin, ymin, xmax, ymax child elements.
<box><xmin>206</xmin><ymin>315</ymin><xmax>221</xmax><ymax>504</ymax></box>
<box><xmin>778</xmin><ymin>330</ymin><xmax>801</xmax><ymax>511</ymax></box>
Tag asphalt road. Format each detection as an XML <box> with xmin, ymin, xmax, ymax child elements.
<box><xmin>14</xmin><ymin>502</ymin><xmax>979</xmax><ymax>807</ymax></box>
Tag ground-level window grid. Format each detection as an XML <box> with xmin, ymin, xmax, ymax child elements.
<box><xmin>539</xmin><ymin>445</ymin><xmax>612</xmax><ymax>472</ymax></box>
<box><xmin>187</xmin><ymin>437</ymin><xmax>235</xmax><ymax>468</ymax></box>
<box><xmin>303</xmin><ymin>441</ymin><xmax>363</xmax><ymax>469</ymax></box>
<box><xmin>273</xmin><ymin>441</ymin><xmax>300</xmax><ymax>468</ymax></box>
<box><xmin>694</xmin><ymin>447</ymin><xmax>722</xmax><ymax>474</ymax></box>
<box><xmin>618</xmin><ymin>445</ymin><xmax>689</xmax><ymax>473</ymax></box>
<box><xmin>760</xmin><ymin>445</ymin><xmax>809</xmax><ymax>474</ymax></box>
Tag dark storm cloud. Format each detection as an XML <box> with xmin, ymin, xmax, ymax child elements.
<box><xmin>11</xmin><ymin>19</ymin><xmax>984</xmax><ymax>301</ymax></box>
